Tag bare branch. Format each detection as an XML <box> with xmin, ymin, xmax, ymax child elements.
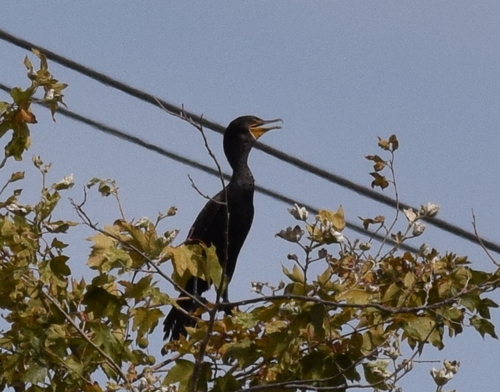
<box><xmin>472</xmin><ymin>209</ymin><xmax>499</xmax><ymax>267</ymax></box>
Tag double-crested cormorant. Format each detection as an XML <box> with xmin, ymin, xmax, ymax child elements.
<box><xmin>163</xmin><ymin>115</ymin><xmax>282</xmax><ymax>341</ymax></box>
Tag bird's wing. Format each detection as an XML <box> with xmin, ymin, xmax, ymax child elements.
<box><xmin>186</xmin><ymin>189</ymin><xmax>226</xmax><ymax>244</ymax></box>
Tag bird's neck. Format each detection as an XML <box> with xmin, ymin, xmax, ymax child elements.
<box><xmin>230</xmin><ymin>163</ymin><xmax>255</xmax><ymax>189</ymax></box>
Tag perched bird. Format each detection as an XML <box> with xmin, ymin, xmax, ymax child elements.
<box><xmin>163</xmin><ymin>115</ymin><xmax>282</xmax><ymax>341</ymax></box>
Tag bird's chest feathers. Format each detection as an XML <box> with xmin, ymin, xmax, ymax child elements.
<box><xmin>226</xmin><ymin>177</ymin><xmax>255</xmax><ymax>220</ymax></box>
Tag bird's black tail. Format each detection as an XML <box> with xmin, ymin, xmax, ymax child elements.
<box><xmin>163</xmin><ymin>298</ymin><xmax>197</xmax><ymax>342</ymax></box>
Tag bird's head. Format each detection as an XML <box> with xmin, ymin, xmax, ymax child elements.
<box><xmin>224</xmin><ymin>115</ymin><xmax>282</xmax><ymax>169</ymax></box>
<box><xmin>226</xmin><ymin>115</ymin><xmax>282</xmax><ymax>140</ymax></box>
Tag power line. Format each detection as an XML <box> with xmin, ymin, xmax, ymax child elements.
<box><xmin>0</xmin><ymin>28</ymin><xmax>498</xmax><ymax>255</ymax></box>
<box><xmin>0</xmin><ymin>81</ymin><xmax>418</xmax><ymax>253</ymax></box>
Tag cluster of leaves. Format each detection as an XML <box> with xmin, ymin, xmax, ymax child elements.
<box><xmin>1</xmin><ymin>54</ymin><xmax>499</xmax><ymax>392</ymax></box>
<box><xmin>0</xmin><ymin>49</ymin><xmax>66</xmax><ymax>168</ymax></box>
<box><xmin>0</xmin><ymin>53</ymin><xmax>174</xmax><ymax>391</ymax></box>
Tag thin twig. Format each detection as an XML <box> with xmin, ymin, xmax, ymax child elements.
<box><xmin>472</xmin><ymin>209</ymin><xmax>499</xmax><ymax>267</ymax></box>
<box><xmin>187</xmin><ymin>175</ymin><xmax>224</xmax><ymax>204</ymax></box>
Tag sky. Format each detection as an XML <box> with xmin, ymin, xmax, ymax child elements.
<box><xmin>1</xmin><ymin>2</ymin><xmax>500</xmax><ymax>391</ymax></box>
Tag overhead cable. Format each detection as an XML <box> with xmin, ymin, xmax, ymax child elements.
<box><xmin>0</xmin><ymin>81</ymin><xmax>418</xmax><ymax>253</ymax></box>
<box><xmin>0</xmin><ymin>29</ymin><xmax>498</xmax><ymax>254</ymax></box>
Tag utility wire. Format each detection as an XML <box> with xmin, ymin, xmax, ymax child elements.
<box><xmin>1</xmin><ymin>28</ymin><xmax>498</xmax><ymax>254</ymax></box>
<box><xmin>0</xmin><ymin>81</ymin><xmax>418</xmax><ymax>252</ymax></box>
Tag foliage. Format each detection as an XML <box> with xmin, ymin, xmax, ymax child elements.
<box><xmin>1</xmin><ymin>52</ymin><xmax>499</xmax><ymax>392</ymax></box>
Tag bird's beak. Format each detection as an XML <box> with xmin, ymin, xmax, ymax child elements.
<box><xmin>250</xmin><ymin>118</ymin><xmax>283</xmax><ymax>139</ymax></box>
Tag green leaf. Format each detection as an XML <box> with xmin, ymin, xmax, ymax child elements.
<box><xmin>363</xmin><ymin>360</ymin><xmax>391</xmax><ymax>390</ymax></box>
<box><xmin>121</xmin><ymin>275</ymin><xmax>153</xmax><ymax>302</ymax></box>
<box><xmin>222</xmin><ymin>338</ymin><xmax>258</xmax><ymax>368</ymax></box>
<box><xmin>49</xmin><ymin>255</ymin><xmax>71</xmax><ymax>276</ymax></box>
<box><xmin>83</xmin><ymin>285</ymin><xmax>123</xmax><ymax>319</ymax></box>
<box><xmin>477</xmin><ymin>298</ymin><xmax>499</xmax><ymax>319</ymax></box>
<box><xmin>10</xmin><ymin>87</ymin><xmax>33</xmax><ymax>105</ymax></box>
<box><xmin>23</xmin><ymin>55</ymin><xmax>33</xmax><ymax>71</ymax></box>
<box><xmin>35</xmin><ymin>189</ymin><xmax>61</xmax><ymax>222</ymax></box>
<box><xmin>205</xmin><ymin>244</ymin><xmax>222</xmax><ymax>289</ymax></box>
<box><xmin>23</xmin><ymin>362</ymin><xmax>48</xmax><ymax>384</ymax></box>
<box><xmin>470</xmin><ymin>315</ymin><xmax>498</xmax><ymax>339</ymax></box>
<box><xmin>403</xmin><ymin>272</ymin><xmax>416</xmax><ymax>288</ymax></box>
<box><xmin>132</xmin><ymin>307</ymin><xmax>163</xmax><ymax>335</ymax></box>
<box><xmin>403</xmin><ymin>315</ymin><xmax>443</xmax><ymax>348</ymax></box>
<box><xmin>5</xmin><ymin>121</ymin><xmax>31</xmax><ymax>161</ymax></box>
<box><xmin>213</xmin><ymin>374</ymin><xmax>241</xmax><ymax>392</ymax></box>
<box><xmin>164</xmin><ymin>359</ymin><xmax>196</xmax><ymax>392</ymax></box>
<box><xmin>0</xmin><ymin>101</ymin><xmax>10</xmax><ymax>114</ymax></box>
<box><xmin>282</xmin><ymin>264</ymin><xmax>304</xmax><ymax>283</ymax></box>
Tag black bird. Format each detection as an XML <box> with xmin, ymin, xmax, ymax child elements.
<box><xmin>163</xmin><ymin>115</ymin><xmax>282</xmax><ymax>341</ymax></box>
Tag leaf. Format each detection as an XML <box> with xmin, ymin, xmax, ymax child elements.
<box><xmin>9</xmin><ymin>171</ymin><xmax>25</xmax><ymax>182</ymax></box>
<box><xmin>478</xmin><ymin>298</ymin><xmax>499</xmax><ymax>319</ymax></box>
<box><xmin>282</xmin><ymin>264</ymin><xmax>305</xmax><ymax>284</ymax></box>
<box><xmin>87</xmin><ymin>233</ymin><xmax>116</xmax><ymax>269</ymax></box>
<box><xmin>0</xmin><ymin>100</ymin><xmax>9</xmax><ymax>110</ymax></box>
<box><xmin>388</xmin><ymin>134</ymin><xmax>399</xmax><ymax>150</ymax></box>
<box><xmin>35</xmin><ymin>189</ymin><xmax>61</xmax><ymax>222</ymax></box>
<box><xmin>365</xmin><ymin>154</ymin><xmax>386</xmax><ymax>171</ymax></box>
<box><xmin>43</xmin><ymin>220</ymin><xmax>78</xmax><ymax>233</ymax></box>
<box><xmin>5</xmin><ymin>121</ymin><xmax>31</xmax><ymax>161</ymax></box>
<box><xmin>382</xmin><ymin>283</ymin><xmax>402</xmax><ymax>304</ymax></box>
<box><xmin>377</xmin><ymin>135</ymin><xmax>399</xmax><ymax>151</ymax></box>
<box><xmin>369</xmin><ymin>172</ymin><xmax>389</xmax><ymax>189</ymax></box>
<box><xmin>167</xmin><ymin>245</ymin><xmax>199</xmax><ymax>280</ymax></box>
<box><xmin>92</xmin><ymin>324</ymin><xmax>124</xmax><ymax>363</ymax></box>
<box><xmin>23</xmin><ymin>362</ymin><xmax>48</xmax><ymax>384</ymax></box>
<box><xmin>403</xmin><ymin>315</ymin><xmax>443</xmax><ymax>348</ymax></box>
<box><xmin>221</xmin><ymin>339</ymin><xmax>258</xmax><ymax>368</ymax></box>
<box><xmin>358</xmin><ymin>215</ymin><xmax>385</xmax><ymax>230</ymax></box>
<box><xmin>23</xmin><ymin>55</ymin><xmax>33</xmax><ymax>71</ymax></box>
<box><xmin>49</xmin><ymin>255</ymin><xmax>71</xmax><ymax>277</ymax></box>
<box><xmin>403</xmin><ymin>272</ymin><xmax>416</xmax><ymax>288</ymax></box>
<box><xmin>163</xmin><ymin>359</ymin><xmax>194</xmax><ymax>392</ymax></box>
<box><xmin>275</xmin><ymin>225</ymin><xmax>303</xmax><ymax>242</ymax></box>
<box><xmin>363</xmin><ymin>360</ymin><xmax>391</xmax><ymax>390</ymax></box>
<box><xmin>470</xmin><ymin>316</ymin><xmax>498</xmax><ymax>339</ymax></box>
<box><xmin>121</xmin><ymin>275</ymin><xmax>153</xmax><ymax>302</ymax></box>
<box><xmin>83</xmin><ymin>285</ymin><xmax>123</xmax><ymax>319</ymax></box>
<box><xmin>15</xmin><ymin>108</ymin><xmax>37</xmax><ymax>124</ymax></box>
<box><xmin>337</xmin><ymin>290</ymin><xmax>371</xmax><ymax>304</ymax></box>
<box><xmin>132</xmin><ymin>307</ymin><xmax>163</xmax><ymax>335</ymax></box>
<box><xmin>10</xmin><ymin>86</ymin><xmax>33</xmax><ymax>105</ymax></box>
<box><xmin>318</xmin><ymin>207</ymin><xmax>346</xmax><ymax>231</ymax></box>
<box><xmin>86</xmin><ymin>178</ymin><xmax>117</xmax><ymax>197</ymax></box>
<box><xmin>213</xmin><ymin>374</ymin><xmax>241</xmax><ymax>392</ymax></box>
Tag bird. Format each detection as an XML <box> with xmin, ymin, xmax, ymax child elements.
<box><xmin>163</xmin><ymin>115</ymin><xmax>282</xmax><ymax>341</ymax></box>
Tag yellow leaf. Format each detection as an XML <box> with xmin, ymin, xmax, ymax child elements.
<box><xmin>318</xmin><ymin>206</ymin><xmax>346</xmax><ymax>231</ymax></box>
<box><xmin>337</xmin><ymin>289</ymin><xmax>371</xmax><ymax>304</ymax></box>
<box><xmin>403</xmin><ymin>272</ymin><xmax>416</xmax><ymax>289</ymax></box>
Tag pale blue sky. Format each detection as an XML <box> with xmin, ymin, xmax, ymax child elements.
<box><xmin>1</xmin><ymin>2</ymin><xmax>500</xmax><ymax>390</ymax></box>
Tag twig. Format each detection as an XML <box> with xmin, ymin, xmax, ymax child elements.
<box><xmin>187</xmin><ymin>175</ymin><xmax>224</xmax><ymax>205</ymax></box>
<box><xmin>472</xmin><ymin>209</ymin><xmax>499</xmax><ymax>267</ymax></box>
<box><xmin>215</xmin><ymin>282</ymin><xmax>489</xmax><ymax>315</ymax></box>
